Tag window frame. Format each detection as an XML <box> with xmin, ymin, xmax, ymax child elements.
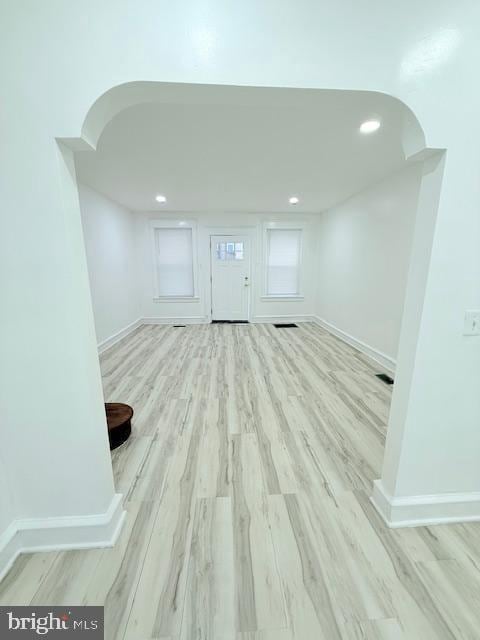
<box><xmin>261</xmin><ymin>222</ymin><xmax>305</xmax><ymax>300</ymax></box>
<box><xmin>150</xmin><ymin>219</ymin><xmax>199</xmax><ymax>301</ymax></box>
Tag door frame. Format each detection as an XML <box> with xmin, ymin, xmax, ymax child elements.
<box><xmin>203</xmin><ymin>225</ymin><xmax>256</xmax><ymax>323</ymax></box>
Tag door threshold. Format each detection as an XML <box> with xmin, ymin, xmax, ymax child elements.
<box><xmin>211</xmin><ymin>320</ymin><xmax>250</xmax><ymax>324</ymax></box>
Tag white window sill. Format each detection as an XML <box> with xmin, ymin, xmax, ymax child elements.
<box><xmin>153</xmin><ymin>296</ymin><xmax>200</xmax><ymax>303</ymax></box>
<box><xmin>261</xmin><ymin>295</ymin><xmax>304</xmax><ymax>301</ymax></box>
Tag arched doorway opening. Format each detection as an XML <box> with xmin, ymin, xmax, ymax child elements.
<box><xmin>60</xmin><ymin>81</ymin><xmax>444</xmax><ymax>529</ymax></box>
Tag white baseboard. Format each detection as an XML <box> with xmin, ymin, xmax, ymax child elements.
<box><xmin>371</xmin><ymin>479</ymin><xmax>480</xmax><ymax>528</ymax></box>
<box><xmin>98</xmin><ymin>315</ymin><xmax>209</xmax><ymax>353</ymax></box>
<box><xmin>313</xmin><ymin>315</ymin><xmax>396</xmax><ymax>374</ymax></box>
<box><xmin>97</xmin><ymin>318</ymin><xmax>143</xmax><ymax>354</ymax></box>
<box><xmin>99</xmin><ymin>314</ymin><xmax>315</xmax><ymax>340</ymax></box>
<box><xmin>142</xmin><ymin>316</ymin><xmax>208</xmax><ymax>325</ymax></box>
<box><xmin>0</xmin><ymin>494</ymin><xmax>125</xmax><ymax>583</ymax></box>
<box><xmin>251</xmin><ymin>314</ymin><xmax>315</xmax><ymax>324</ymax></box>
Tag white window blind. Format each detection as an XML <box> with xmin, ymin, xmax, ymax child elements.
<box><xmin>155</xmin><ymin>228</ymin><xmax>194</xmax><ymax>297</ymax></box>
<box><xmin>266</xmin><ymin>229</ymin><xmax>301</xmax><ymax>296</ymax></box>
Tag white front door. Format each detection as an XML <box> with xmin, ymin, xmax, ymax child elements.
<box><xmin>210</xmin><ymin>235</ymin><xmax>251</xmax><ymax>321</ymax></box>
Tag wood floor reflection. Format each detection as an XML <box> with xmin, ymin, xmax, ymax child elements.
<box><xmin>2</xmin><ymin>323</ymin><xmax>480</xmax><ymax>639</ymax></box>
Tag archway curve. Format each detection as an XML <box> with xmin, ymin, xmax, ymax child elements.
<box><xmin>61</xmin><ymin>81</ymin><xmax>429</xmax><ymax>161</ymax></box>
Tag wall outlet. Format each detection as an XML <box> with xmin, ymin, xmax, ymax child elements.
<box><xmin>463</xmin><ymin>310</ymin><xmax>480</xmax><ymax>336</ymax></box>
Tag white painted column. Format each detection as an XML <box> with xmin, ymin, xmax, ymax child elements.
<box><xmin>0</xmin><ymin>131</ymin><xmax>124</xmax><ymax>579</ymax></box>
<box><xmin>373</xmin><ymin>147</ymin><xmax>480</xmax><ymax>526</ymax></box>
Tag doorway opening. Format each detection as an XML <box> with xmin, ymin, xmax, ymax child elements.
<box><xmin>63</xmin><ymin>81</ymin><xmax>442</xmax><ymax>521</ymax></box>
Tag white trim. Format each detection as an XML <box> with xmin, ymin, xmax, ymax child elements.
<box><xmin>203</xmin><ymin>225</ymin><xmax>256</xmax><ymax>233</ymax></box>
<box><xmin>152</xmin><ymin>296</ymin><xmax>200</xmax><ymax>303</ymax></box>
<box><xmin>97</xmin><ymin>317</ymin><xmax>143</xmax><ymax>354</ymax></box>
<box><xmin>251</xmin><ymin>314</ymin><xmax>314</xmax><ymax>324</ymax></box>
<box><xmin>0</xmin><ymin>494</ymin><xmax>125</xmax><ymax>583</ymax></box>
<box><xmin>143</xmin><ymin>316</ymin><xmax>208</xmax><ymax>325</ymax></box>
<box><xmin>263</xmin><ymin>222</ymin><xmax>305</xmax><ymax>298</ymax></box>
<box><xmin>260</xmin><ymin>295</ymin><xmax>305</xmax><ymax>301</ymax></box>
<box><xmin>313</xmin><ymin>315</ymin><xmax>396</xmax><ymax>374</ymax></box>
<box><xmin>371</xmin><ymin>479</ymin><xmax>480</xmax><ymax>528</ymax></box>
<box><xmin>150</xmin><ymin>218</ymin><xmax>199</xmax><ymax>299</ymax></box>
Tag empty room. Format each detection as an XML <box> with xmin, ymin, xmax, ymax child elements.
<box><xmin>1</xmin><ymin>3</ymin><xmax>480</xmax><ymax>640</ymax></box>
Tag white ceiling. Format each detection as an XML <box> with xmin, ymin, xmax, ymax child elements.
<box><xmin>75</xmin><ymin>87</ymin><xmax>413</xmax><ymax>213</ymax></box>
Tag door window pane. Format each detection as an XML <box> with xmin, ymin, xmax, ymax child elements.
<box><xmin>216</xmin><ymin>241</ymin><xmax>244</xmax><ymax>260</ymax></box>
<box><xmin>216</xmin><ymin>242</ymin><xmax>226</xmax><ymax>260</ymax></box>
<box><xmin>234</xmin><ymin>242</ymin><xmax>244</xmax><ymax>260</ymax></box>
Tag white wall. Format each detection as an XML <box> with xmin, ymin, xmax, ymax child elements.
<box><xmin>79</xmin><ymin>201</ymin><xmax>316</xmax><ymax>336</ymax></box>
<box><xmin>79</xmin><ymin>185</ymin><xmax>141</xmax><ymax>346</ymax></box>
<box><xmin>315</xmin><ymin>164</ymin><xmax>422</xmax><ymax>368</ymax></box>
<box><xmin>135</xmin><ymin>212</ymin><xmax>318</xmax><ymax>323</ymax></box>
<box><xmin>0</xmin><ymin>139</ymin><xmax>121</xmax><ymax>579</ymax></box>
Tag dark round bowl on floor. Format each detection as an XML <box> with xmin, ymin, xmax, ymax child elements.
<box><xmin>105</xmin><ymin>402</ymin><xmax>133</xmax><ymax>450</ymax></box>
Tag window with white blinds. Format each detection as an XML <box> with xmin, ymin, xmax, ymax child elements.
<box><xmin>266</xmin><ymin>228</ymin><xmax>302</xmax><ymax>296</ymax></box>
<box><xmin>154</xmin><ymin>227</ymin><xmax>194</xmax><ymax>297</ymax></box>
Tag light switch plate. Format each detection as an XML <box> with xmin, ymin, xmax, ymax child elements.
<box><xmin>463</xmin><ymin>310</ymin><xmax>480</xmax><ymax>336</ymax></box>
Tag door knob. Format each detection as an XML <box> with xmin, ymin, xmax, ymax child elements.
<box><xmin>244</xmin><ymin>276</ymin><xmax>250</xmax><ymax>287</ymax></box>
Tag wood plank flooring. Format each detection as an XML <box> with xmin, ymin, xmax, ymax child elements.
<box><xmin>2</xmin><ymin>322</ymin><xmax>480</xmax><ymax>639</ymax></box>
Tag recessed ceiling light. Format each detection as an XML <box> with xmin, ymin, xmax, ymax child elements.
<box><xmin>360</xmin><ymin>120</ymin><xmax>381</xmax><ymax>134</ymax></box>
<box><xmin>155</xmin><ymin>194</ymin><xmax>167</xmax><ymax>203</ymax></box>
<box><xmin>289</xmin><ymin>196</ymin><xmax>299</xmax><ymax>205</ymax></box>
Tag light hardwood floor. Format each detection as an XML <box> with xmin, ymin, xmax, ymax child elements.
<box><xmin>2</xmin><ymin>322</ymin><xmax>480</xmax><ymax>639</ymax></box>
